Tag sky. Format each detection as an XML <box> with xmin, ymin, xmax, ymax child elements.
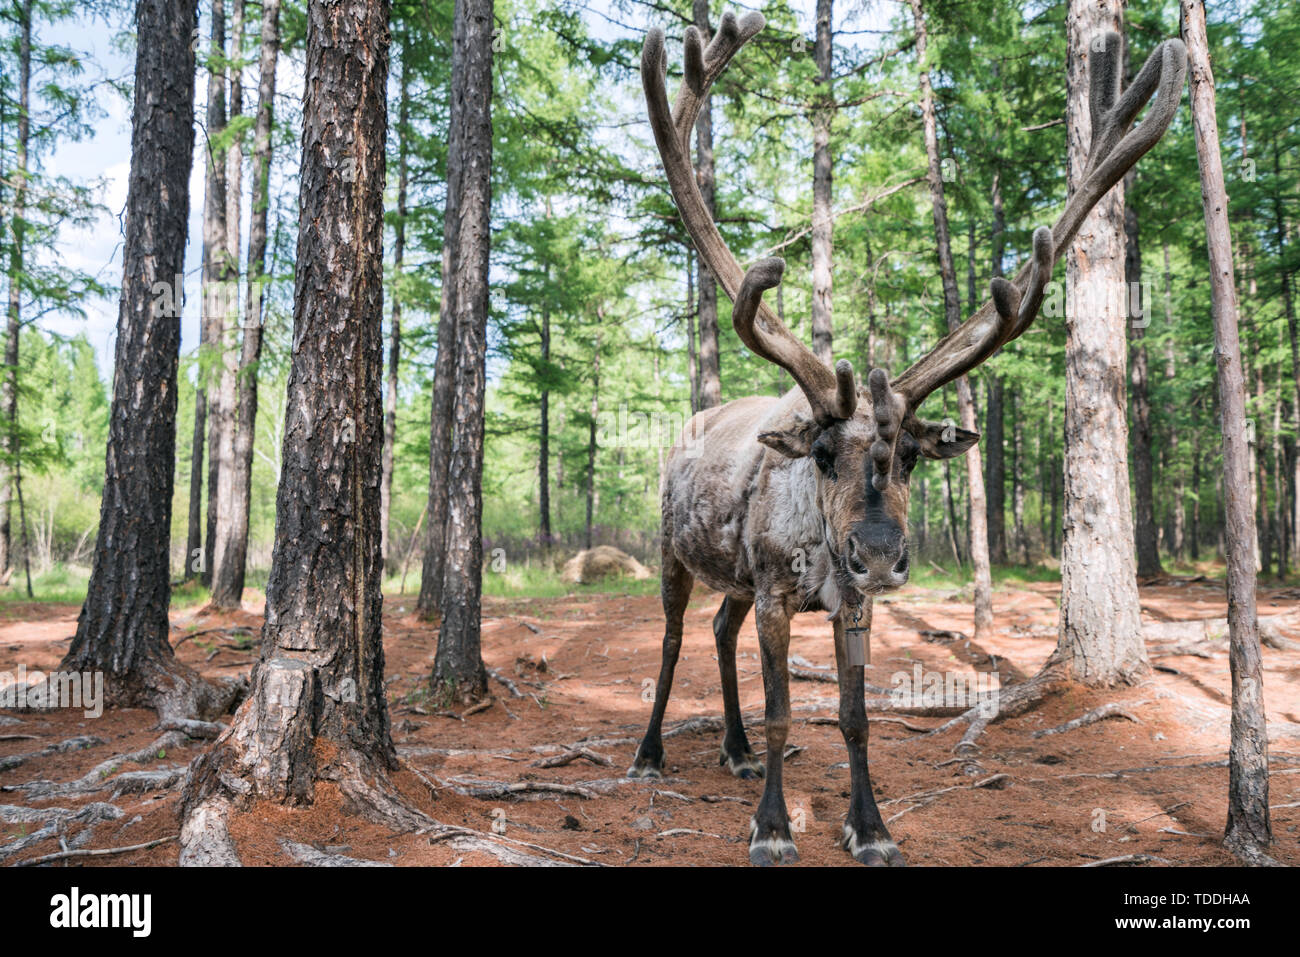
<box><xmin>34</xmin><ymin>0</ymin><xmax>893</xmax><ymax>379</ymax></box>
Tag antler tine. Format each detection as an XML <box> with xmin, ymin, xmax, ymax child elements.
<box><xmin>644</xmin><ymin>14</ymin><xmax>857</xmax><ymax>428</ymax></box>
<box><xmin>671</xmin><ymin>11</ymin><xmax>764</xmax><ymax>148</ymax></box>
<box><xmin>1056</xmin><ymin>35</ymin><xmax>1188</xmax><ymax>254</ymax></box>
<box><xmin>891</xmin><ymin>35</ymin><xmax>1186</xmax><ymax>414</ymax></box>
<box><xmin>732</xmin><ymin>258</ymin><xmax>857</xmax><ymax>426</ymax></box>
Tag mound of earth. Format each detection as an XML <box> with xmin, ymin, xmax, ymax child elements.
<box><xmin>559</xmin><ymin>546</ymin><xmax>651</xmax><ymax>584</ymax></box>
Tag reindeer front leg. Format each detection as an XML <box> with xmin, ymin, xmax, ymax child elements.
<box><xmin>749</xmin><ymin>596</ymin><xmax>798</xmax><ymax>865</ymax></box>
<box><xmin>833</xmin><ymin>606</ymin><xmax>905</xmax><ymax>866</ymax></box>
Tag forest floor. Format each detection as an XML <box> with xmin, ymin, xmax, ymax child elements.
<box><xmin>2</xmin><ymin>576</ymin><xmax>1299</xmax><ymax>867</ymax></box>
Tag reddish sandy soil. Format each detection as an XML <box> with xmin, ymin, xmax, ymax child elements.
<box><xmin>2</xmin><ymin>578</ymin><xmax>1298</xmax><ymax>867</ymax></box>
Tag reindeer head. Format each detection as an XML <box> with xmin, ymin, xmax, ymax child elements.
<box><xmin>642</xmin><ymin>12</ymin><xmax>1186</xmax><ymax>597</ymax></box>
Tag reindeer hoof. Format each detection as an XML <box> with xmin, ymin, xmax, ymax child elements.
<box><xmin>626</xmin><ymin>749</ymin><xmax>664</xmax><ymax>779</ymax></box>
<box><xmin>841</xmin><ymin>825</ymin><xmax>905</xmax><ymax>867</ymax></box>
<box><xmin>748</xmin><ymin>818</ymin><xmax>799</xmax><ymax>866</ymax></box>
<box><xmin>720</xmin><ymin>749</ymin><xmax>765</xmax><ymax>780</ymax></box>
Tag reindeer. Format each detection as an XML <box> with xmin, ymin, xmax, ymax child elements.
<box><xmin>626</xmin><ymin>10</ymin><xmax>1186</xmax><ymax>866</ymax></box>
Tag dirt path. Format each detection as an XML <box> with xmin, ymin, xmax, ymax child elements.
<box><xmin>2</xmin><ymin>580</ymin><xmax>1298</xmax><ymax>866</ymax></box>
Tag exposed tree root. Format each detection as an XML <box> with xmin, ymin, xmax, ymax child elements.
<box><xmin>3</xmin><ymin>731</ymin><xmax>191</xmax><ymax>800</ymax></box>
<box><xmin>0</xmin><ymin>801</ymin><xmax>123</xmax><ymax>863</ymax></box>
<box><xmin>488</xmin><ymin>668</ymin><xmax>524</xmax><ymax>699</ymax></box>
<box><xmin>0</xmin><ymin>734</ymin><xmax>103</xmax><ymax>773</ymax></box>
<box><xmin>881</xmin><ymin>773</ymin><xmax>1010</xmax><ymax>825</ymax></box>
<box><xmin>279</xmin><ymin>839</ymin><xmax>392</xmax><ymax>867</ymax></box>
<box><xmin>1031</xmin><ymin>702</ymin><xmax>1144</xmax><ymax>739</ymax></box>
<box><xmin>922</xmin><ymin>658</ymin><xmax>1072</xmax><ymax>750</ymax></box>
<box><xmin>178</xmin><ymin>656</ymin><xmax>603</xmax><ymax>867</ymax></box>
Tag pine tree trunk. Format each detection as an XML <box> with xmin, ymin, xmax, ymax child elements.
<box><xmin>0</xmin><ymin>0</ymin><xmax>32</xmax><ymax>581</ymax></box>
<box><xmin>810</xmin><ymin>0</ymin><xmax>834</xmax><ymax>364</ymax></box>
<box><xmin>985</xmin><ymin>175</ymin><xmax>1007</xmax><ymax>565</ymax></box>
<box><xmin>214</xmin><ymin>0</ymin><xmax>281</xmax><ymax>608</ymax></box>
<box><xmin>1271</xmin><ymin>134</ymin><xmax>1300</xmax><ymax>564</ymax></box>
<box><xmin>538</xmin><ymin>270</ymin><xmax>552</xmax><ymax>546</ymax></box>
<box><xmin>209</xmin><ymin>0</ymin><xmax>246</xmax><ymax>607</ymax></box>
<box><xmin>417</xmin><ymin>0</ymin><xmax>469</xmax><ymax>619</ymax></box>
<box><xmin>1058</xmin><ymin>3</ymin><xmax>1147</xmax><ymax>685</ymax></box>
<box><xmin>382</xmin><ymin>38</ymin><xmax>408</xmax><ymax>572</ymax></box>
<box><xmin>1181</xmin><ymin>0</ymin><xmax>1271</xmax><ymax>859</ymax></box>
<box><xmin>1011</xmin><ymin>390</ymin><xmax>1028</xmax><ymax>563</ymax></box>
<box><xmin>584</xmin><ymin>332</ymin><xmax>600</xmax><ymax>551</ymax></box>
<box><xmin>201</xmin><ymin>0</ymin><xmax>229</xmax><ymax>588</ymax></box>
<box><xmin>985</xmin><ymin>376</ymin><xmax>1006</xmax><ymax>563</ymax></box>
<box><xmin>1126</xmin><ymin>164</ymin><xmax>1162</xmax><ymax>577</ymax></box>
<box><xmin>693</xmin><ymin>0</ymin><xmax>721</xmax><ymax>408</ymax></box>
<box><xmin>432</xmin><ymin>0</ymin><xmax>494</xmax><ymax>701</ymax></box>
<box><xmin>182</xmin><ymin>0</ymin><xmax>395</xmax><ymax>821</ymax></box>
<box><xmin>912</xmin><ymin>0</ymin><xmax>992</xmax><ymax>638</ymax></box>
<box><xmin>61</xmin><ymin>0</ymin><xmax>212</xmax><ymax>718</ymax></box>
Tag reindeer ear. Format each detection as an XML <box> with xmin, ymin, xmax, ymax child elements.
<box><xmin>757</xmin><ymin>413</ymin><xmax>821</xmax><ymax>459</ymax></box>
<box><xmin>913</xmin><ymin>418</ymin><xmax>979</xmax><ymax>460</ymax></box>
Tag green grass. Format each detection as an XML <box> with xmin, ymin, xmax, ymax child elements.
<box><xmin>0</xmin><ymin>563</ymin><xmax>92</xmax><ymax>604</ymax></box>
<box><xmin>907</xmin><ymin>559</ymin><xmax>1063</xmax><ymax>591</ymax></box>
<box><xmin>383</xmin><ymin>562</ymin><xmax>662</xmax><ymax>600</ymax></box>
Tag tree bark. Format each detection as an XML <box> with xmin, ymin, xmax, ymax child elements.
<box><xmin>382</xmin><ymin>35</ymin><xmax>409</xmax><ymax>572</ymax></box>
<box><xmin>1270</xmin><ymin>135</ymin><xmax>1300</xmax><ymax>565</ymax></box>
<box><xmin>432</xmin><ymin>0</ymin><xmax>494</xmax><ymax>701</ymax></box>
<box><xmin>1181</xmin><ymin>0</ymin><xmax>1271</xmax><ymax>859</ymax></box>
<box><xmin>693</xmin><ymin>0</ymin><xmax>721</xmax><ymax>408</ymax></box>
<box><xmin>1126</xmin><ymin>163</ymin><xmax>1162</xmax><ymax>577</ymax></box>
<box><xmin>417</xmin><ymin>0</ymin><xmax>469</xmax><ymax>619</ymax></box>
<box><xmin>584</xmin><ymin>331</ymin><xmax>600</xmax><ymax>551</ymax></box>
<box><xmin>183</xmin><ymin>0</ymin><xmax>395</xmax><ymax>818</ymax></box>
<box><xmin>209</xmin><ymin>0</ymin><xmax>246</xmax><ymax>607</ymax></box>
<box><xmin>213</xmin><ymin>0</ymin><xmax>281</xmax><ymax>609</ymax></box>
<box><xmin>809</xmin><ymin>0</ymin><xmax>834</xmax><ymax>364</ymax></box>
<box><xmin>985</xmin><ymin>376</ymin><xmax>1006</xmax><ymax>563</ymax></box>
<box><xmin>1162</xmin><ymin>242</ymin><xmax>1185</xmax><ymax>559</ymax></box>
<box><xmin>985</xmin><ymin>175</ymin><xmax>1007</xmax><ymax>564</ymax></box>
<box><xmin>538</xmin><ymin>264</ymin><xmax>552</xmax><ymax>546</ymax></box>
<box><xmin>1058</xmin><ymin>3</ymin><xmax>1147</xmax><ymax>685</ymax></box>
<box><xmin>912</xmin><ymin>0</ymin><xmax>992</xmax><ymax>638</ymax></box>
<box><xmin>60</xmin><ymin>0</ymin><xmax>215</xmax><ymax>719</ymax></box>
<box><xmin>1011</xmin><ymin>389</ymin><xmax>1028</xmax><ymax>562</ymax></box>
<box><xmin>0</xmin><ymin>0</ymin><xmax>32</xmax><ymax>580</ymax></box>
<box><xmin>193</xmin><ymin>0</ymin><xmax>228</xmax><ymax>584</ymax></box>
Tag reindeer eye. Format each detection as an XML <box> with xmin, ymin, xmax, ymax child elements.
<box><xmin>812</xmin><ymin>444</ymin><xmax>834</xmax><ymax>475</ymax></box>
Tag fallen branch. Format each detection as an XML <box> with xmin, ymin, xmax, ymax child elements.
<box><xmin>1079</xmin><ymin>853</ymin><xmax>1169</xmax><ymax>867</ymax></box>
<box><xmin>16</xmin><ymin>835</ymin><xmax>177</xmax><ymax>867</ymax></box>
<box><xmin>440</xmin><ymin>778</ymin><xmax>596</xmax><ymax>801</ymax></box>
<box><xmin>532</xmin><ymin>748</ymin><xmax>613</xmax><ymax>769</ymax></box>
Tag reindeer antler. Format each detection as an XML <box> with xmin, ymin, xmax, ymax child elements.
<box><xmin>891</xmin><ymin>32</ymin><xmax>1188</xmax><ymax>415</ymax></box>
<box><xmin>643</xmin><ymin>14</ymin><xmax>858</xmax><ymax>426</ymax></box>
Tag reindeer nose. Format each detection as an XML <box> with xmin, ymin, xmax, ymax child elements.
<box><xmin>847</xmin><ymin>519</ymin><xmax>905</xmax><ymax>577</ymax></box>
